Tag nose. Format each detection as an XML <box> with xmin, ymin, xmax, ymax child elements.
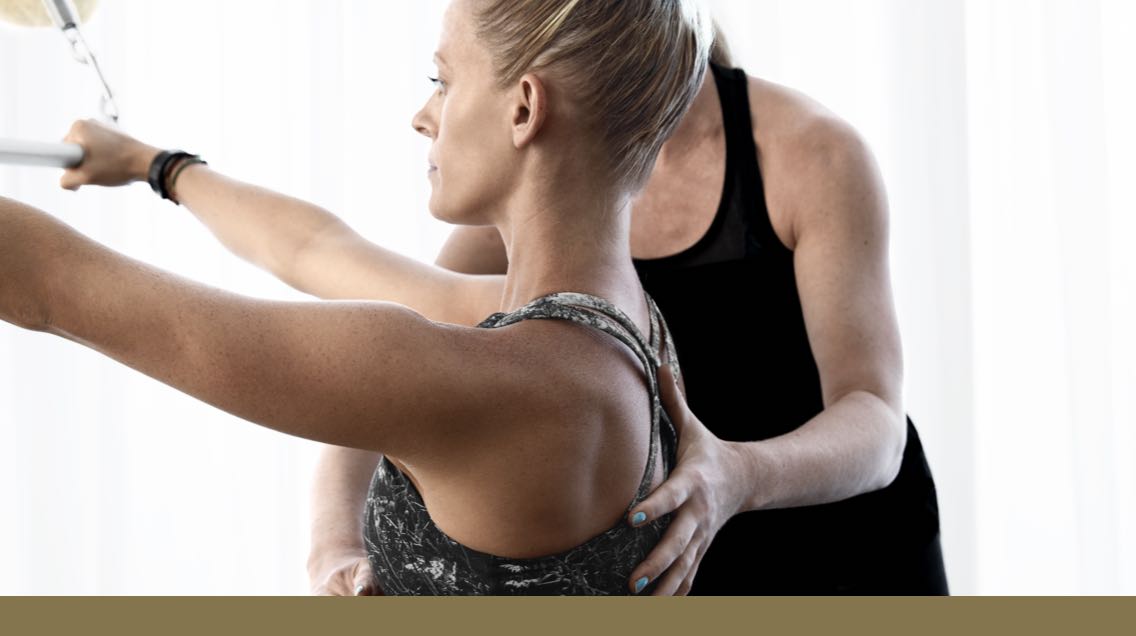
<box><xmin>412</xmin><ymin>103</ymin><xmax>435</xmax><ymax>139</ymax></box>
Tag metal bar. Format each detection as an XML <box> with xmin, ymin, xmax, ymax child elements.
<box><xmin>0</xmin><ymin>139</ymin><xmax>84</xmax><ymax>168</ymax></box>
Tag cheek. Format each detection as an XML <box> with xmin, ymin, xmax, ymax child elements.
<box><xmin>431</xmin><ymin>99</ymin><xmax>511</xmax><ymax>218</ymax></box>
<box><xmin>440</xmin><ymin>98</ymin><xmax>501</xmax><ymax>166</ymax></box>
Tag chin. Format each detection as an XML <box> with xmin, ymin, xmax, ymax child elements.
<box><xmin>427</xmin><ymin>196</ymin><xmax>458</xmax><ymax>224</ymax></box>
<box><xmin>428</xmin><ymin>194</ymin><xmax>492</xmax><ymax>226</ymax></box>
<box><xmin>427</xmin><ymin>202</ymin><xmax>469</xmax><ymax>226</ymax></box>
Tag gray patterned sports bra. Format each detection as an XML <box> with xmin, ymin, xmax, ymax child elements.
<box><xmin>363</xmin><ymin>291</ymin><xmax>680</xmax><ymax>595</ymax></box>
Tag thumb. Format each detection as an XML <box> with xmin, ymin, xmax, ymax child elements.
<box><xmin>656</xmin><ymin>362</ymin><xmax>686</xmax><ymax>422</ymax></box>
<box><xmin>352</xmin><ymin>559</ymin><xmax>377</xmax><ymax>596</ymax></box>
<box><xmin>59</xmin><ymin>171</ymin><xmax>82</xmax><ymax>192</ymax></box>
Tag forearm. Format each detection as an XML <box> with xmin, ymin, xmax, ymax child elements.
<box><xmin>737</xmin><ymin>390</ymin><xmax>906</xmax><ymax>512</ymax></box>
<box><xmin>308</xmin><ymin>444</ymin><xmax>382</xmax><ymax>555</ymax></box>
<box><xmin>63</xmin><ymin>123</ymin><xmax>358</xmax><ymax>297</ymax></box>
<box><xmin>169</xmin><ymin>165</ymin><xmax>493</xmax><ymax>323</ymax></box>
<box><xmin>168</xmin><ymin>162</ymin><xmax>346</xmax><ymax>285</ymax></box>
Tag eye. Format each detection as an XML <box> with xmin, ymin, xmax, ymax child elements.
<box><xmin>427</xmin><ymin>76</ymin><xmax>446</xmax><ymax>93</ymax></box>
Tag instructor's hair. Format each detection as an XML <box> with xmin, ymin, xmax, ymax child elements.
<box><xmin>474</xmin><ymin>0</ymin><xmax>714</xmax><ymax>192</ymax></box>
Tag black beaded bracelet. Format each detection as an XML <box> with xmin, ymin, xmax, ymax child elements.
<box><xmin>147</xmin><ymin>149</ymin><xmax>193</xmax><ymax>201</ymax></box>
<box><xmin>165</xmin><ymin>156</ymin><xmax>207</xmax><ymax>205</ymax></box>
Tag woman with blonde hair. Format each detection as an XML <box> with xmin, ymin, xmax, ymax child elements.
<box><xmin>314</xmin><ymin>9</ymin><xmax>949</xmax><ymax>597</ymax></box>
<box><xmin>0</xmin><ymin>0</ymin><xmax>712</xmax><ymax>594</ymax></box>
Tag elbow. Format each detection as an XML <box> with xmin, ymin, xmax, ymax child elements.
<box><xmin>11</xmin><ymin>271</ymin><xmax>55</xmax><ymax>334</ymax></box>
<box><xmin>832</xmin><ymin>388</ymin><xmax>907</xmax><ymax>493</ymax></box>
<box><xmin>5</xmin><ymin>305</ymin><xmax>49</xmax><ymax>333</ymax></box>
<box><xmin>875</xmin><ymin>408</ymin><xmax>907</xmax><ymax>490</ymax></box>
<box><xmin>2</xmin><ymin>283</ymin><xmax>50</xmax><ymax>332</ymax></box>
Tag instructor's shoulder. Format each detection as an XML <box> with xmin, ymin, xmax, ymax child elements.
<box><xmin>746</xmin><ymin>74</ymin><xmax>884</xmax><ymax>251</ymax></box>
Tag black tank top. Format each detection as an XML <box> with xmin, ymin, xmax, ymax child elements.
<box><xmin>631</xmin><ymin>62</ymin><xmax>949</xmax><ymax>594</ymax></box>
<box><xmin>363</xmin><ymin>292</ymin><xmax>680</xmax><ymax>595</ymax></box>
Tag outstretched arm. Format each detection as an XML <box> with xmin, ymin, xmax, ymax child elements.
<box><xmin>60</xmin><ymin>120</ymin><xmax>502</xmax><ymax>326</ymax></box>
<box><xmin>0</xmin><ymin>195</ymin><xmax>512</xmax><ymax>460</ymax></box>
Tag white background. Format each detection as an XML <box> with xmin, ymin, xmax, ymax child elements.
<box><xmin>1</xmin><ymin>0</ymin><xmax>1133</xmax><ymax>594</ymax></box>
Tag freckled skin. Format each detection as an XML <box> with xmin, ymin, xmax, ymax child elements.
<box><xmin>0</xmin><ymin>0</ymin><xmax>682</xmax><ymax>581</ymax></box>
<box><xmin>4</xmin><ymin>0</ymin><xmax>907</xmax><ymax>597</ymax></box>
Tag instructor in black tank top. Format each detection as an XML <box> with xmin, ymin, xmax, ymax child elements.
<box><xmin>310</xmin><ymin>29</ymin><xmax>949</xmax><ymax>596</ymax></box>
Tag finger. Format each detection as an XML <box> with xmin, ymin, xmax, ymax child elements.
<box><xmin>64</xmin><ymin>119</ymin><xmax>90</xmax><ymax>143</ymax></box>
<box><xmin>656</xmin><ymin>363</ymin><xmax>690</xmax><ymax>437</ymax></box>
<box><xmin>352</xmin><ymin>559</ymin><xmax>376</xmax><ymax>596</ymax></box>
<box><xmin>651</xmin><ymin>544</ymin><xmax>698</xmax><ymax>596</ymax></box>
<box><xmin>59</xmin><ymin>171</ymin><xmax>82</xmax><ymax>191</ymax></box>
<box><xmin>675</xmin><ymin>544</ymin><xmax>707</xmax><ymax>596</ymax></box>
<box><xmin>627</xmin><ymin>471</ymin><xmax>688</xmax><ymax>528</ymax></box>
<box><xmin>628</xmin><ymin>511</ymin><xmax>697</xmax><ymax>593</ymax></box>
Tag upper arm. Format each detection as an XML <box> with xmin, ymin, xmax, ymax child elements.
<box><xmin>777</xmin><ymin>116</ymin><xmax>904</xmax><ymax>417</ymax></box>
<box><xmin>289</xmin><ymin>219</ymin><xmax>504</xmax><ymax>327</ymax></box>
<box><xmin>42</xmin><ymin>232</ymin><xmax>517</xmax><ymax>460</ymax></box>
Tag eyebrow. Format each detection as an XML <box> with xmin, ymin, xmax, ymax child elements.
<box><xmin>433</xmin><ymin>53</ymin><xmax>450</xmax><ymax>69</ymax></box>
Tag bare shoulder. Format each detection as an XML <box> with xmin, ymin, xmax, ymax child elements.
<box><xmin>746</xmin><ymin>75</ymin><xmax>886</xmax><ymax>251</ymax></box>
<box><xmin>403</xmin><ymin>316</ymin><xmax>659</xmax><ymax>557</ymax></box>
<box><xmin>465</xmin><ymin>317</ymin><xmax>654</xmax><ymax>480</ymax></box>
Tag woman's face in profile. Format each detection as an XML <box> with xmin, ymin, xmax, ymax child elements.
<box><xmin>412</xmin><ymin>0</ymin><xmax>517</xmax><ymax>226</ymax></box>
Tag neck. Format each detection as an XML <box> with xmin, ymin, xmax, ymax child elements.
<box><xmin>494</xmin><ymin>173</ymin><xmax>643</xmax><ymax>317</ymax></box>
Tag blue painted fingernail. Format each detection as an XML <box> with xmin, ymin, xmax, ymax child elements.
<box><xmin>634</xmin><ymin>576</ymin><xmax>649</xmax><ymax>594</ymax></box>
<box><xmin>631</xmin><ymin>511</ymin><xmax>647</xmax><ymax>525</ymax></box>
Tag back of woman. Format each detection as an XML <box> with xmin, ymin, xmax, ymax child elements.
<box><xmin>355</xmin><ymin>0</ymin><xmax>712</xmax><ymax>595</ymax></box>
<box><xmin>0</xmin><ymin>0</ymin><xmax>713</xmax><ymax>597</ymax></box>
<box><xmin>364</xmin><ymin>293</ymin><xmax>682</xmax><ymax>595</ymax></box>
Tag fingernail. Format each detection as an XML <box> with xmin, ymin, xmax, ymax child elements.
<box><xmin>631</xmin><ymin>511</ymin><xmax>647</xmax><ymax>526</ymax></box>
<box><xmin>634</xmin><ymin>576</ymin><xmax>649</xmax><ymax>594</ymax></box>
<box><xmin>354</xmin><ymin>585</ymin><xmax>365</xmax><ymax>596</ymax></box>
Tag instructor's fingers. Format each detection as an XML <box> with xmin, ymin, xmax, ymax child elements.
<box><xmin>627</xmin><ymin>473</ymin><xmax>688</xmax><ymax>530</ymax></box>
<box><xmin>352</xmin><ymin>559</ymin><xmax>378</xmax><ymax>596</ymax></box>
<box><xmin>656</xmin><ymin>362</ymin><xmax>691</xmax><ymax>437</ymax></box>
<box><xmin>651</xmin><ymin>544</ymin><xmax>698</xmax><ymax>596</ymax></box>
<box><xmin>675</xmin><ymin>544</ymin><xmax>707</xmax><ymax>596</ymax></box>
<box><xmin>628</xmin><ymin>511</ymin><xmax>696</xmax><ymax>594</ymax></box>
<box><xmin>657</xmin><ymin>362</ymin><xmax>683</xmax><ymax>405</ymax></box>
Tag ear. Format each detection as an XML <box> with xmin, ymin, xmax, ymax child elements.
<box><xmin>511</xmin><ymin>73</ymin><xmax>547</xmax><ymax>149</ymax></box>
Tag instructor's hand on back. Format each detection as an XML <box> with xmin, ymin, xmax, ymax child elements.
<box><xmin>308</xmin><ymin>548</ymin><xmax>382</xmax><ymax>596</ymax></box>
<box><xmin>58</xmin><ymin>119</ymin><xmax>160</xmax><ymax>191</ymax></box>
